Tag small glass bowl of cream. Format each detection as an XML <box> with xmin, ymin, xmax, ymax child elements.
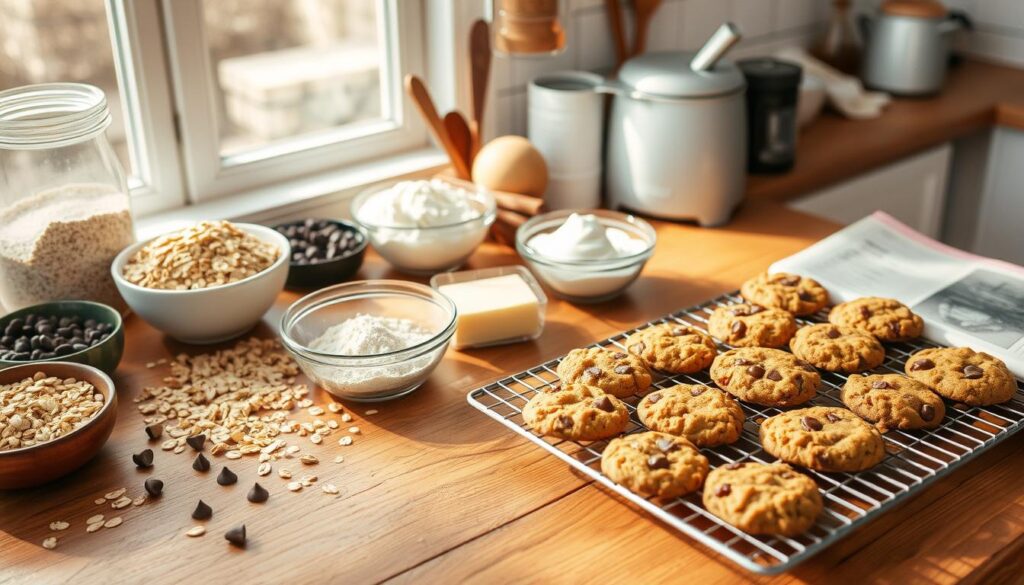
<box><xmin>351</xmin><ymin>178</ymin><xmax>497</xmax><ymax>275</ymax></box>
<box><xmin>516</xmin><ymin>210</ymin><xmax>656</xmax><ymax>303</ymax></box>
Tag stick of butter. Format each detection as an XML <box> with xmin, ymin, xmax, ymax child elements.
<box><xmin>438</xmin><ymin>273</ymin><xmax>545</xmax><ymax>349</ymax></box>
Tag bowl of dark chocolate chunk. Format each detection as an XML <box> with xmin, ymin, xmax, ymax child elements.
<box><xmin>273</xmin><ymin>218</ymin><xmax>368</xmax><ymax>289</ymax></box>
<box><xmin>0</xmin><ymin>300</ymin><xmax>123</xmax><ymax>375</ymax></box>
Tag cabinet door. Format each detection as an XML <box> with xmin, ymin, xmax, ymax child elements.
<box><xmin>789</xmin><ymin>143</ymin><xmax>951</xmax><ymax>238</ymax></box>
<box><xmin>973</xmin><ymin>128</ymin><xmax>1024</xmax><ymax>265</ymax></box>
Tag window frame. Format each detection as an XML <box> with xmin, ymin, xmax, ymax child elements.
<box><xmin>160</xmin><ymin>0</ymin><xmax>430</xmax><ymax>203</ymax></box>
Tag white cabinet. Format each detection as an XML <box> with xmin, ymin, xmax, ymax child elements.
<box><xmin>788</xmin><ymin>143</ymin><xmax>951</xmax><ymax>238</ymax></box>
<box><xmin>973</xmin><ymin>128</ymin><xmax>1024</xmax><ymax>265</ymax></box>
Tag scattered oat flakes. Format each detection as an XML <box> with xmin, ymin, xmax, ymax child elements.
<box><xmin>327</xmin><ymin>402</ymin><xmax>342</xmax><ymax>413</ymax></box>
<box><xmin>257</xmin><ymin>462</ymin><xmax>272</xmax><ymax>477</ymax></box>
<box><xmin>93</xmin><ymin>498</ymin><xmax>106</xmax><ymax>505</ymax></box>
<box><xmin>327</xmin><ymin>420</ymin><xmax>339</xmax><ymax>429</ymax></box>
<box><xmin>133</xmin><ymin>494</ymin><xmax>147</xmax><ymax>507</ymax></box>
<box><xmin>160</xmin><ymin>439</ymin><xmax>177</xmax><ymax>451</ymax></box>
<box><xmin>300</xmin><ymin>454</ymin><xmax>319</xmax><ymax>465</ymax></box>
<box><xmin>287</xmin><ymin>482</ymin><xmax>303</xmax><ymax>492</ymax></box>
<box><xmin>338</xmin><ymin>436</ymin><xmax>353</xmax><ymax>446</ymax></box>
<box><xmin>86</xmin><ymin>514</ymin><xmax>105</xmax><ymax>525</ymax></box>
<box><xmin>286</xmin><ymin>445</ymin><xmax>301</xmax><ymax>455</ymax></box>
<box><xmin>111</xmin><ymin>496</ymin><xmax>132</xmax><ymax>510</ymax></box>
<box><xmin>333</xmin><ymin>456</ymin><xmax>344</xmax><ymax>464</ymax></box>
<box><xmin>340</xmin><ymin>413</ymin><xmax>353</xmax><ymax>423</ymax></box>
<box><xmin>49</xmin><ymin>521</ymin><xmax>70</xmax><ymax>531</ymax></box>
<box><xmin>365</xmin><ymin>409</ymin><xmax>378</xmax><ymax>415</ymax></box>
<box><xmin>225</xmin><ymin>450</ymin><xmax>242</xmax><ymax>460</ymax></box>
<box><xmin>310</xmin><ymin>434</ymin><xmax>323</xmax><ymax>445</ymax></box>
<box><xmin>42</xmin><ymin>537</ymin><xmax>58</xmax><ymax>550</ymax></box>
<box><xmin>278</xmin><ymin>468</ymin><xmax>292</xmax><ymax>479</ymax></box>
<box><xmin>103</xmin><ymin>517</ymin><xmax>123</xmax><ymax>528</ymax></box>
<box><xmin>322</xmin><ymin>483</ymin><xmax>339</xmax><ymax>495</ymax></box>
<box><xmin>104</xmin><ymin>488</ymin><xmax>127</xmax><ymax>500</ymax></box>
<box><xmin>348</xmin><ymin>426</ymin><xmax>361</xmax><ymax>435</ymax></box>
<box><xmin>185</xmin><ymin>526</ymin><xmax>206</xmax><ymax>537</ymax></box>
<box><xmin>308</xmin><ymin>406</ymin><xmax>324</xmax><ymax>416</ymax></box>
<box><xmin>86</xmin><ymin>522</ymin><xmax>104</xmax><ymax>533</ymax></box>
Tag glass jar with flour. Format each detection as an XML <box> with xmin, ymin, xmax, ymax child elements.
<box><xmin>0</xmin><ymin>83</ymin><xmax>135</xmax><ymax>312</ymax></box>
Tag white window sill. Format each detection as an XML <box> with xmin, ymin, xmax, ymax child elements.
<box><xmin>135</xmin><ymin>147</ymin><xmax>448</xmax><ymax>239</ymax></box>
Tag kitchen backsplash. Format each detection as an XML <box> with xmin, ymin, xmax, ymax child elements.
<box><xmin>491</xmin><ymin>0</ymin><xmax>1024</xmax><ymax>138</ymax></box>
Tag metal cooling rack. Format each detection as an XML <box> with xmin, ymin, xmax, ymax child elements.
<box><xmin>467</xmin><ymin>291</ymin><xmax>1024</xmax><ymax>575</ymax></box>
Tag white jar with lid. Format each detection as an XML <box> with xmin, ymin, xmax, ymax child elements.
<box><xmin>0</xmin><ymin>83</ymin><xmax>135</xmax><ymax>312</ymax></box>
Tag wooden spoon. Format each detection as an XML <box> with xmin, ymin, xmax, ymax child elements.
<box><xmin>443</xmin><ymin>111</ymin><xmax>473</xmax><ymax>178</ymax></box>
<box><xmin>606</xmin><ymin>0</ymin><xmax>628</xmax><ymax>72</ymax></box>
<box><xmin>469</xmin><ymin>20</ymin><xmax>492</xmax><ymax>156</ymax></box>
<box><xmin>404</xmin><ymin>74</ymin><xmax>472</xmax><ymax>180</ymax></box>
<box><xmin>632</xmin><ymin>0</ymin><xmax>663</xmax><ymax>57</ymax></box>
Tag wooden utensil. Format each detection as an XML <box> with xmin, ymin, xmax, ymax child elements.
<box><xmin>606</xmin><ymin>0</ymin><xmax>629</xmax><ymax>71</ymax></box>
<box><xmin>443</xmin><ymin>111</ymin><xmax>474</xmax><ymax>176</ymax></box>
<box><xmin>469</xmin><ymin>20</ymin><xmax>492</xmax><ymax>155</ymax></box>
<box><xmin>632</xmin><ymin>0</ymin><xmax>663</xmax><ymax>57</ymax></box>
<box><xmin>491</xmin><ymin>209</ymin><xmax>530</xmax><ymax>247</ymax></box>
<box><xmin>404</xmin><ymin>74</ymin><xmax>472</xmax><ymax>180</ymax></box>
<box><xmin>491</xmin><ymin>189</ymin><xmax>545</xmax><ymax>216</ymax></box>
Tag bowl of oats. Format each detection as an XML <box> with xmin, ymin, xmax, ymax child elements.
<box><xmin>0</xmin><ymin>361</ymin><xmax>117</xmax><ymax>489</ymax></box>
<box><xmin>111</xmin><ymin>221</ymin><xmax>289</xmax><ymax>344</ymax></box>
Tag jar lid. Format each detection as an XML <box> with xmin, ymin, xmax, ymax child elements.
<box><xmin>881</xmin><ymin>0</ymin><xmax>947</xmax><ymax>19</ymax></box>
<box><xmin>617</xmin><ymin>51</ymin><xmax>746</xmax><ymax>99</ymax></box>
<box><xmin>738</xmin><ymin>58</ymin><xmax>802</xmax><ymax>92</ymax></box>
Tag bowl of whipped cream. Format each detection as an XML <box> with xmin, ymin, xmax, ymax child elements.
<box><xmin>516</xmin><ymin>210</ymin><xmax>656</xmax><ymax>303</ymax></box>
<box><xmin>351</xmin><ymin>179</ymin><xmax>497</xmax><ymax>275</ymax></box>
<box><xmin>279</xmin><ymin>280</ymin><xmax>456</xmax><ymax>402</ymax></box>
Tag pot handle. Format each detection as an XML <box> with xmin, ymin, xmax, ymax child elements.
<box><xmin>939</xmin><ymin>9</ymin><xmax>973</xmax><ymax>34</ymax></box>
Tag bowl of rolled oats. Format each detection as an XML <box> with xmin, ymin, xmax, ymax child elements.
<box><xmin>111</xmin><ymin>221</ymin><xmax>289</xmax><ymax>344</ymax></box>
<box><xmin>0</xmin><ymin>361</ymin><xmax>117</xmax><ymax>489</ymax></box>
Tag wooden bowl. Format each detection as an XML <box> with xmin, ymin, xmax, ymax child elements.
<box><xmin>0</xmin><ymin>362</ymin><xmax>117</xmax><ymax>490</ymax></box>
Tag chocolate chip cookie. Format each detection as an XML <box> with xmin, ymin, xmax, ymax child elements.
<box><xmin>702</xmin><ymin>462</ymin><xmax>822</xmax><ymax>536</ymax></box>
<box><xmin>522</xmin><ymin>383</ymin><xmax>630</xmax><ymax>441</ymax></box>
<box><xmin>625</xmin><ymin>323</ymin><xmax>718</xmax><ymax>374</ymax></box>
<box><xmin>600</xmin><ymin>431</ymin><xmax>709</xmax><ymax>499</ymax></box>
<box><xmin>740</xmin><ymin>272</ymin><xmax>830</xmax><ymax>316</ymax></box>
<box><xmin>557</xmin><ymin>347</ymin><xmax>653</xmax><ymax>398</ymax></box>
<box><xmin>709</xmin><ymin>347</ymin><xmax>820</xmax><ymax>407</ymax></box>
<box><xmin>905</xmin><ymin>347</ymin><xmax>1017</xmax><ymax>406</ymax></box>
<box><xmin>789</xmin><ymin>323</ymin><xmax>885</xmax><ymax>374</ymax></box>
<box><xmin>638</xmin><ymin>384</ymin><xmax>745</xmax><ymax>447</ymax></box>
<box><xmin>707</xmin><ymin>304</ymin><xmax>797</xmax><ymax>348</ymax></box>
<box><xmin>760</xmin><ymin>406</ymin><xmax>886</xmax><ymax>472</ymax></box>
<box><xmin>841</xmin><ymin>374</ymin><xmax>945</xmax><ymax>431</ymax></box>
<box><xmin>829</xmin><ymin>297</ymin><xmax>924</xmax><ymax>342</ymax></box>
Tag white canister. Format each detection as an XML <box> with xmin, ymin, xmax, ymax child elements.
<box><xmin>528</xmin><ymin>71</ymin><xmax>604</xmax><ymax>210</ymax></box>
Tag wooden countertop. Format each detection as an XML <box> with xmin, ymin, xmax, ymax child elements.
<box><xmin>747</xmin><ymin>59</ymin><xmax>1024</xmax><ymax>203</ymax></box>
<box><xmin>3</xmin><ymin>201</ymin><xmax>1023</xmax><ymax>584</ymax></box>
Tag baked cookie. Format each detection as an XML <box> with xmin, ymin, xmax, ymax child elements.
<box><xmin>702</xmin><ymin>462</ymin><xmax>822</xmax><ymax>536</ymax></box>
<box><xmin>625</xmin><ymin>323</ymin><xmax>717</xmax><ymax>374</ymax></box>
<box><xmin>740</xmin><ymin>272</ymin><xmax>830</xmax><ymax>316</ymax></box>
<box><xmin>760</xmin><ymin>406</ymin><xmax>886</xmax><ymax>472</ymax></box>
<box><xmin>600</xmin><ymin>431</ymin><xmax>709</xmax><ymax>499</ymax></box>
<box><xmin>829</xmin><ymin>297</ymin><xmax>924</xmax><ymax>342</ymax></box>
<box><xmin>557</xmin><ymin>347</ymin><xmax>652</xmax><ymax>398</ymax></box>
<box><xmin>905</xmin><ymin>347</ymin><xmax>1017</xmax><ymax>406</ymax></box>
<box><xmin>789</xmin><ymin>323</ymin><xmax>885</xmax><ymax>374</ymax></box>
<box><xmin>709</xmin><ymin>347</ymin><xmax>820</xmax><ymax>407</ymax></box>
<box><xmin>638</xmin><ymin>384</ymin><xmax>745</xmax><ymax>447</ymax></box>
<box><xmin>707</xmin><ymin>304</ymin><xmax>797</xmax><ymax>348</ymax></box>
<box><xmin>522</xmin><ymin>383</ymin><xmax>630</xmax><ymax>441</ymax></box>
<box><xmin>841</xmin><ymin>373</ymin><xmax>945</xmax><ymax>431</ymax></box>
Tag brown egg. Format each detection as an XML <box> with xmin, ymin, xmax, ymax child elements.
<box><xmin>472</xmin><ymin>135</ymin><xmax>549</xmax><ymax>198</ymax></box>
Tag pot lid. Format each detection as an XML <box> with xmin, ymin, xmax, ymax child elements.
<box><xmin>881</xmin><ymin>0</ymin><xmax>947</xmax><ymax>19</ymax></box>
<box><xmin>617</xmin><ymin>51</ymin><xmax>746</xmax><ymax>98</ymax></box>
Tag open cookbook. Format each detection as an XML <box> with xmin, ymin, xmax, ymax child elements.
<box><xmin>771</xmin><ymin>211</ymin><xmax>1024</xmax><ymax>378</ymax></box>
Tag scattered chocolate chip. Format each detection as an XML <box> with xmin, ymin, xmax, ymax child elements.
<box><xmin>725</xmin><ymin>462</ymin><xmax>745</xmax><ymax>470</ymax></box>
<box><xmin>558</xmin><ymin>415</ymin><xmax>574</xmax><ymax>429</ymax></box>
<box><xmin>747</xmin><ymin>365</ymin><xmax>765</xmax><ymax>379</ymax></box>
<box><xmin>734</xmin><ymin>358</ymin><xmax>751</xmax><ymax>366</ymax></box>
<box><xmin>871</xmin><ymin>380</ymin><xmax>891</xmax><ymax>389</ymax></box>
<box><xmin>779</xmin><ymin>275</ymin><xmax>800</xmax><ymax>286</ymax></box>
<box><xmin>962</xmin><ymin>365</ymin><xmax>984</xmax><ymax>379</ymax></box>
<box><xmin>186</xmin><ymin>434</ymin><xmax>206</xmax><ymax>451</ymax></box>
<box><xmin>690</xmin><ymin>386</ymin><xmax>705</xmax><ymax>396</ymax></box>
<box><xmin>766</xmin><ymin>369</ymin><xmax>782</xmax><ymax>381</ymax></box>
<box><xmin>801</xmin><ymin>416</ymin><xmax>823</xmax><ymax>431</ymax></box>
<box><xmin>715</xmin><ymin>483</ymin><xmax>732</xmax><ymax>497</ymax></box>
<box><xmin>584</xmin><ymin>366</ymin><xmax>602</xmax><ymax>380</ymax></box>
<box><xmin>630</xmin><ymin>342</ymin><xmax>645</xmax><ymax>354</ymax></box>
<box><xmin>798</xmin><ymin>290</ymin><xmax>816</xmax><ymax>302</ymax></box>
<box><xmin>144</xmin><ymin>424</ymin><xmax>163</xmax><ymax>441</ymax></box>
<box><xmin>132</xmin><ymin>449</ymin><xmax>154</xmax><ymax>469</ymax></box>
<box><xmin>192</xmin><ymin>453</ymin><xmax>210</xmax><ymax>472</ymax></box>
<box><xmin>224</xmin><ymin>524</ymin><xmax>246</xmax><ymax>548</ymax></box>
<box><xmin>613</xmin><ymin>365</ymin><xmax>632</xmax><ymax>375</ymax></box>
<box><xmin>144</xmin><ymin>478</ymin><xmax>163</xmax><ymax>497</ymax></box>
<box><xmin>647</xmin><ymin>454</ymin><xmax>670</xmax><ymax>470</ymax></box>
<box><xmin>825</xmin><ymin>412</ymin><xmax>841</xmax><ymax>423</ymax></box>
<box><xmin>192</xmin><ymin>500</ymin><xmax>213</xmax><ymax>520</ymax></box>
<box><xmin>217</xmin><ymin>466</ymin><xmax>238</xmax><ymax>486</ymax></box>
<box><xmin>859</xmin><ymin>306</ymin><xmax>871</xmax><ymax>319</ymax></box>
<box><xmin>826</xmin><ymin>328</ymin><xmax>841</xmax><ymax>339</ymax></box>
<box><xmin>647</xmin><ymin>392</ymin><xmax>662</xmax><ymax>403</ymax></box>
<box><xmin>920</xmin><ymin>404</ymin><xmax>936</xmax><ymax>422</ymax></box>
<box><xmin>594</xmin><ymin>396</ymin><xmax>615</xmax><ymax>413</ymax></box>
<box><xmin>889</xmin><ymin>322</ymin><xmax>901</xmax><ymax>336</ymax></box>
<box><xmin>731</xmin><ymin>321</ymin><xmax>747</xmax><ymax>336</ymax></box>
<box><xmin>612</xmin><ymin>352</ymin><xmax>628</xmax><ymax>359</ymax></box>
<box><xmin>656</xmin><ymin>438</ymin><xmax>678</xmax><ymax>453</ymax></box>
<box><xmin>247</xmin><ymin>482</ymin><xmax>270</xmax><ymax>503</ymax></box>
<box><xmin>910</xmin><ymin>358</ymin><xmax>934</xmax><ymax>371</ymax></box>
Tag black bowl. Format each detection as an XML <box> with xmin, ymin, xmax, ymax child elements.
<box><xmin>273</xmin><ymin>219</ymin><xmax>368</xmax><ymax>289</ymax></box>
<box><xmin>0</xmin><ymin>300</ymin><xmax>124</xmax><ymax>375</ymax></box>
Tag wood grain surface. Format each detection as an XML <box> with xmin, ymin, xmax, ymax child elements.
<box><xmin>1</xmin><ymin>201</ymin><xmax>1021</xmax><ymax>585</ymax></box>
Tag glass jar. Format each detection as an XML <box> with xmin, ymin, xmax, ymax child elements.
<box><xmin>491</xmin><ymin>0</ymin><xmax>566</xmax><ymax>56</ymax></box>
<box><xmin>0</xmin><ymin>83</ymin><xmax>135</xmax><ymax>312</ymax></box>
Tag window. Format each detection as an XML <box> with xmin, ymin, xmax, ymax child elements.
<box><xmin>0</xmin><ymin>0</ymin><xmax>432</xmax><ymax>215</ymax></box>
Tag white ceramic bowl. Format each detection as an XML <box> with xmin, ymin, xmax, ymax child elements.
<box><xmin>798</xmin><ymin>74</ymin><xmax>826</xmax><ymax>129</ymax></box>
<box><xmin>111</xmin><ymin>223</ymin><xmax>290</xmax><ymax>344</ymax></box>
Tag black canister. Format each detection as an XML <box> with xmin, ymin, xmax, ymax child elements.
<box><xmin>738</xmin><ymin>58</ymin><xmax>802</xmax><ymax>174</ymax></box>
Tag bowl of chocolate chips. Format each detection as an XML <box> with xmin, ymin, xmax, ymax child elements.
<box><xmin>0</xmin><ymin>301</ymin><xmax>124</xmax><ymax>375</ymax></box>
<box><xmin>273</xmin><ymin>219</ymin><xmax>367</xmax><ymax>289</ymax></box>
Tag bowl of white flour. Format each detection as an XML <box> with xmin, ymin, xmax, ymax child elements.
<box><xmin>279</xmin><ymin>280</ymin><xmax>457</xmax><ymax>401</ymax></box>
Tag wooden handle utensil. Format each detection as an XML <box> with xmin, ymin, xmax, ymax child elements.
<box><xmin>470</xmin><ymin>20</ymin><xmax>492</xmax><ymax>156</ymax></box>
<box><xmin>443</xmin><ymin>111</ymin><xmax>473</xmax><ymax>179</ymax></box>
<box><xmin>632</xmin><ymin>0</ymin><xmax>663</xmax><ymax>57</ymax></box>
<box><xmin>405</xmin><ymin>74</ymin><xmax>472</xmax><ymax>180</ymax></box>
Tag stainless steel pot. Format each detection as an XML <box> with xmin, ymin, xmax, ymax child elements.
<box><xmin>604</xmin><ymin>24</ymin><xmax>747</xmax><ymax>226</ymax></box>
<box><xmin>860</xmin><ymin>1</ymin><xmax>970</xmax><ymax>96</ymax></box>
